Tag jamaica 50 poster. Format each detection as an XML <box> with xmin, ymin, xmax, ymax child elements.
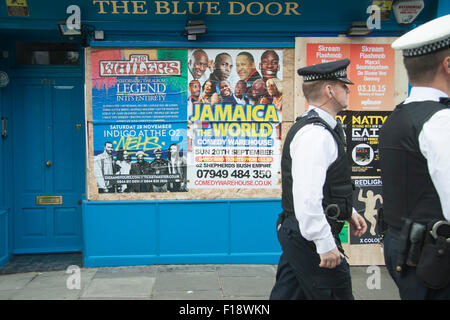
<box><xmin>89</xmin><ymin>48</ymin><xmax>282</xmax><ymax>193</ymax></box>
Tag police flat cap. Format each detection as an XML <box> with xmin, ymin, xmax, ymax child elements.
<box><xmin>392</xmin><ymin>14</ymin><xmax>450</xmax><ymax>57</ymax></box>
<box><xmin>297</xmin><ymin>58</ymin><xmax>353</xmax><ymax>84</ymax></box>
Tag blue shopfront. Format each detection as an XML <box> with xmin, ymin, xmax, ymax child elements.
<box><xmin>0</xmin><ymin>0</ymin><xmax>448</xmax><ymax>269</ymax></box>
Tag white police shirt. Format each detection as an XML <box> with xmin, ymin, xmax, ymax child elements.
<box><xmin>290</xmin><ymin>106</ymin><xmax>340</xmax><ymax>255</ymax></box>
<box><xmin>405</xmin><ymin>87</ymin><xmax>450</xmax><ymax>221</ymax></box>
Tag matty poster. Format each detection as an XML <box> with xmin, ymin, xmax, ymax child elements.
<box><xmin>337</xmin><ymin>110</ymin><xmax>390</xmax><ymax>177</ymax></box>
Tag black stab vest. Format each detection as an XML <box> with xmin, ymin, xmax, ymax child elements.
<box><xmin>281</xmin><ymin>110</ymin><xmax>354</xmax><ymax>238</ymax></box>
<box><xmin>379</xmin><ymin>101</ymin><xmax>448</xmax><ymax>229</ymax></box>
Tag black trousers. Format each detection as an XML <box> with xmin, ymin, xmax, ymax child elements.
<box><xmin>384</xmin><ymin>232</ymin><xmax>450</xmax><ymax>300</ymax></box>
<box><xmin>270</xmin><ymin>215</ymin><xmax>354</xmax><ymax>300</ymax></box>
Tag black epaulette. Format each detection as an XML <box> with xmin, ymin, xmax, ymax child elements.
<box><xmin>306</xmin><ymin>109</ymin><xmax>320</xmax><ymax>119</ymax></box>
<box><xmin>295</xmin><ymin>109</ymin><xmax>320</xmax><ymax>122</ymax></box>
<box><xmin>312</xmin><ymin>121</ymin><xmax>327</xmax><ymax>128</ymax></box>
<box><xmin>296</xmin><ymin>109</ymin><xmax>327</xmax><ymax>129</ymax></box>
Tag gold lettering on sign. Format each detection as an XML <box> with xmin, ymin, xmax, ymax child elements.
<box><xmin>172</xmin><ymin>1</ymin><xmax>186</xmax><ymax>14</ymax></box>
<box><xmin>284</xmin><ymin>1</ymin><xmax>300</xmax><ymax>15</ymax></box>
<box><xmin>265</xmin><ymin>2</ymin><xmax>283</xmax><ymax>16</ymax></box>
<box><xmin>93</xmin><ymin>0</ymin><xmax>148</xmax><ymax>14</ymax></box>
<box><xmin>93</xmin><ymin>0</ymin><xmax>109</xmax><ymax>14</ymax></box>
<box><xmin>155</xmin><ymin>1</ymin><xmax>170</xmax><ymax>14</ymax></box>
<box><xmin>229</xmin><ymin>2</ymin><xmax>245</xmax><ymax>15</ymax></box>
<box><xmin>132</xmin><ymin>0</ymin><xmax>147</xmax><ymax>14</ymax></box>
<box><xmin>206</xmin><ymin>2</ymin><xmax>220</xmax><ymax>15</ymax></box>
<box><xmin>111</xmin><ymin>0</ymin><xmax>130</xmax><ymax>14</ymax></box>
<box><xmin>187</xmin><ymin>1</ymin><xmax>204</xmax><ymax>15</ymax></box>
<box><xmin>92</xmin><ymin>0</ymin><xmax>301</xmax><ymax>16</ymax></box>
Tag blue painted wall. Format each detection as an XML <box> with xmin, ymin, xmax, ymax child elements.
<box><xmin>83</xmin><ymin>199</ymin><xmax>281</xmax><ymax>267</ymax></box>
<box><xmin>437</xmin><ymin>1</ymin><xmax>450</xmax><ymax>16</ymax></box>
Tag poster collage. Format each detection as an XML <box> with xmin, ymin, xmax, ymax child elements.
<box><xmin>90</xmin><ymin>48</ymin><xmax>283</xmax><ymax>195</ymax></box>
<box><xmin>90</xmin><ymin>44</ymin><xmax>395</xmax><ymax>245</ymax></box>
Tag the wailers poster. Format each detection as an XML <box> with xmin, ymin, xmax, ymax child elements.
<box><xmin>90</xmin><ymin>48</ymin><xmax>283</xmax><ymax>194</ymax></box>
<box><xmin>91</xmin><ymin>49</ymin><xmax>188</xmax><ymax>194</ymax></box>
<box><xmin>186</xmin><ymin>49</ymin><xmax>283</xmax><ymax>189</ymax></box>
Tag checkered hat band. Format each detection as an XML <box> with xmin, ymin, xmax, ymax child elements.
<box><xmin>403</xmin><ymin>37</ymin><xmax>450</xmax><ymax>57</ymax></box>
<box><xmin>303</xmin><ymin>68</ymin><xmax>347</xmax><ymax>82</ymax></box>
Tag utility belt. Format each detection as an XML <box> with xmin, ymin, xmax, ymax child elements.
<box><xmin>278</xmin><ymin>206</ymin><xmax>348</xmax><ymax>258</ymax></box>
<box><xmin>381</xmin><ymin>212</ymin><xmax>450</xmax><ymax>290</ymax></box>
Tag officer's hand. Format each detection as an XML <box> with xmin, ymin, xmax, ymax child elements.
<box><xmin>348</xmin><ymin>213</ymin><xmax>367</xmax><ymax>237</ymax></box>
<box><xmin>319</xmin><ymin>247</ymin><xmax>341</xmax><ymax>269</ymax></box>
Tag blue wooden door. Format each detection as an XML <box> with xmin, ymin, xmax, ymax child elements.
<box><xmin>12</xmin><ymin>77</ymin><xmax>85</xmax><ymax>253</ymax></box>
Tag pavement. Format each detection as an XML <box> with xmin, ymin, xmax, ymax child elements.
<box><xmin>0</xmin><ymin>258</ymin><xmax>400</xmax><ymax>300</ymax></box>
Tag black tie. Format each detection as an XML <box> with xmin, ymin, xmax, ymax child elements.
<box><xmin>334</xmin><ymin>120</ymin><xmax>346</xmax><ymax>146</ymax></box>
<box><xmin>439</xmin><ymin>97</ymin><xmax>450</xmax><ymax>106</ymax></box>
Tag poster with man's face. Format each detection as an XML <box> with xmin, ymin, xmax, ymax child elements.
<box><xmin>187</xmin><ymin>49</ymin><xmax>284</xmax><ymax>189</ymax></box>
<box><xmin>90</xmin><ymin>48</ymin><xmax>188</xmax><ymax>194</ymax></box>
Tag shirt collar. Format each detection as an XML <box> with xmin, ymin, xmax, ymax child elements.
<box><xmin>404</xmin><ymin>87</ymin><xmax>449</xmax><ymax>104</ymax></box>
<box><xmin>307</xmin><ymin>105</ymin><xmax>337</xmax><ymax>129</ymax></box>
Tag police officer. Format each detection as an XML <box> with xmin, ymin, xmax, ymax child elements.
<box><xmin>270</xmin><ymin>59</ymin><xmax>367</xmax><ymax>300</ymax></box>
<box><xmin>379</xmin><ymin>14</ymin><xmax>450</xmax><ymax>300</ymax></box>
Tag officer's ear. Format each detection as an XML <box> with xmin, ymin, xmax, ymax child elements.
<box><xmin>325</xmin><ymin>84</ymin><xmax>333</xmax><ymax>97</ymax></box>
<box><xmin>444</xmin><ymin>56</ymin><xmax>450</xmax><ymax>74</ymax></box>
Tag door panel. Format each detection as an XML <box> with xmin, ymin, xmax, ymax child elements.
<box><xmin>22</xmin><ymin>208</ymin><xmax>46</xmax><ymax>237</ymax></box>
<box><xmin>13</xmin><ymin>77</ymin><xmax>85</xmax><ymax>253</ymax></box>
<box><xmin>21</xmin><ymin>84</ymin><xmax>47</xmax><ymax>193</ymax></box>
<box><xmin>54</xmin><ymin>207</ymin><xmax>78</xmax><ymax>236</ymax></box>
<box><xmin>53</xmin><ymin>85</ymin><xmax>76</xmax><ymax>192</ymax></box>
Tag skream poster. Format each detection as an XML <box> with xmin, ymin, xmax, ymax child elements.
<box><xmin>306</xmin><ymin>43</ymin><xmax>395</xmax><ymax>111</ymax></box>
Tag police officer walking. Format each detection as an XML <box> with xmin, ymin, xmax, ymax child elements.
<box><xmin>379</xmin><ymin>14</ymin><xmax>450</xmax><ymax>300</ymax></box>
<box><xmin>270</xmin><ymin>59</ymin><xmax>367</xmax><ymax>300</ymax></box>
